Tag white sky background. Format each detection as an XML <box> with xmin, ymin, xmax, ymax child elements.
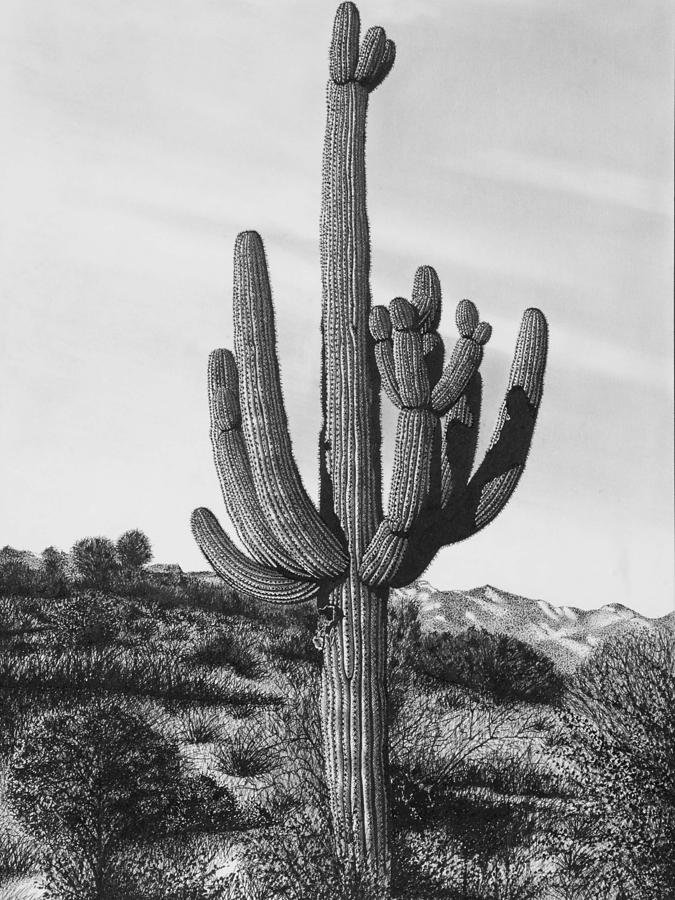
<box><xmin>1</xmin><ymin>0</ymin><xmax>672</xmax><ymax>616</ymax></box>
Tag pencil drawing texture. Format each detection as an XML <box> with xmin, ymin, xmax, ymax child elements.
<box><xmin>191</xmin><ymin>1</ymin><xmax>548</xmax><ymax>884</ymax></box>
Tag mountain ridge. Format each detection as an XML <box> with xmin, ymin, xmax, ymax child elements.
<box><xmin>393</xmin><ymin>580</ymin><xmax>673</xmax><ymax>671</ymax></box>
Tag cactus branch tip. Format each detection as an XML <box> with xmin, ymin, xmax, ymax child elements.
<box><xmin>330</xmin><ymin>3</ymin><xmax>395</xmax><ymax>91</ymax></box>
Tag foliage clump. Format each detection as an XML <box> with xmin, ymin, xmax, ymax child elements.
<box><xmin>71</xmin><ymin>537</ymin><xmax>120</xmax><ymax>589</ymax></box>
<box><xmin>419</xmin><ymin>626</ymin><xmax>565</xmax><ymax>703</ymax></box>
<box><xmin>116</xmin><ymin>529</ymin><xmax>153</xmax><ymax>577</ymax></box>
<box><xmin>8</xmin><ymin>701</ymin><xmax>236</xmax><ymax>899</ymax></box>
<box><xmin>556</xmin><ymin>629</ymin><xmax>675</xmax><ymax>898</ymax></box>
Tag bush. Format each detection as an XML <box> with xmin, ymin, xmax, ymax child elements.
<box><xmin>40</xmin><ymin>546</ymin><xmax>70</xmax><ymax>597</ymax></box>
<box><xmin>8</xmin><ymin>702</ymin><xmax>184</xmax><ymax>899</ymax></box>
<box><xmin>419</xmin><ymin>627</ymin><xmax>565</xmax><ymax>703</ymax></box>
<box><xmin>0</xmin><ymin>550</ymin><xmax>37</xmax><ymax>598</ymax></box>
<box><xmin>177</xmin><ymin>708</ymin><xmax>223</xmax><ymax>744</ymax></box>
<box><xmin>71</xmin><ymin>537</ymin><xmax>119</xmax><ymax>589</ymax></box>
<box><xmin>192</xmin><ymin>628</ymin><xmax>260</xmax><ymax>678</ymax></box>
<box><xmin>0</xmin><ymin>814</ymin><xmax>38</xmax><ymax>880</ymax></box>
<box><xmin>108</xmin><ymin>838</ymin><xmax>227</xmax><ymax>900</ymax></box>
<box><xmin>393</xmin><ymin>823</ymin><xmax>547</xmax><ymax>900</ymax></box>
<box><xmin>213</xmin><ymin>726</ymin><xmax>280</xmax><ymax>781</ymax></box>
<box><xmin>388</xmin><ymin>595</ymin><xmax>422</xmax><ymax>673</ymax></box>
<box><xmin>169</xmin><ymin>773</ymin><xmax>238</xmax><ymax>834</ymax></box>
<box><xmin>264</xmin><ymin>625</ymin><xmax>321</xmax><ymax>669</ymax></box>
<box><xmin>116</xmin><ymin>529</ymin><xmax>153</xmax><ymax>576</ymax></box>
<box><xmin>557</xmin><ymin>630</ymin><xmax>675</xmax><ymax>898</ymax></box>
<box><xmin>49</xmin><ymin>592</ymin><xmax>122</xmax><ymax>647</ymax></box>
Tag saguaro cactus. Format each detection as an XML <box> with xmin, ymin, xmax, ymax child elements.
<box><xmin>191</xmin><ymin>1</ymin><xmax>547</xmax><ymax>885</ymax></box>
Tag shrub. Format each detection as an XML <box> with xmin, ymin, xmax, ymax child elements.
<box><xmin>264</xmin><ymin>625</ymin><xmax>321</xmax><ymax>668</ymax></box>
<box><xmin>168</xmin><ymin>773</ymin><xmax>238</xmax><ymax>834</ymax></box>
<box><xmin>177</xmin><ymin>708</ymin><xmax>223</xmax><ymax>744</ymax></box>
<box><xmin>387</xmin><ymin>596</ymin><xmax>425</xmax><ymax>723</ymax></box>
<box><xmin>0</xmin><ymin>814</ymin><xmax>38</xmax><ymax>880</ymax></box>
<box><xmin>419</xmin><ymin>627</ymin><xmax>565</xmax><ymax>703</ymax></box>
<box><xmin>557</xmin><ymin>629</ymin><xmax>675</xmax><ymax>898</ymax></box>
<box><xmin>116</xmin><ymin>529</ymin><xmax>153</xmax><ymax>576</ymax></box>
<box><xmin>389</xmin><ymin>687</ymin><xmax>550</xmax><ymax>827</ymax></box>
<box><xmin>0</xmin><ymin>551</ymin><xmax>36</xmax><ymax>597</ymax></box>
<box><xmin>49</xmin><ymin>593</ymin><xmax>121</xmax><ymax>647</ymax></box>
<box><xmin>388</xmin><ymin>594</ymin><xmax>422</xmax><ymax>673</ymax></box>
<box><xmin>456</xmin><ymin>748</ymin><xmax>568</xmax><ymax>799</ymax></box>
<box><xmin>8</xmin><ymin>702</ymin><xmax>185</xmax><ymax>899</ymax></box>
<box><xmin>71</xmin><ymin>537</ymin><xmax>119</xmax><ymax>589</ymax></box>
<box><xmin>213</xmin><ymin>726</ymin><xmax>280</xmax><ymax>781</ymax></box>
<box><xmin>192</xmin><ymin>628</ymin><xmax>260</xmax><ymax>678</ymax></box>
<box><xmin>108</xmin><ymin>838</ymin><xmax>227</xmax><ymax>900</ymax></box>
<box><xmin>393</xmin><ymin>824</ymin><xmax>547</xmax><ymax>900</ymax></box>
<box><xmin>40</xmin><ymin>546</ymin><xmax>70</xmax><ymax>597</ymax></box>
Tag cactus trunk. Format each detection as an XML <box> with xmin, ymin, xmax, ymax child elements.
<box><xmin>321</xmin><ymin>582</ymin><xmax>389</xmax><ymax>876</ymax></box>
<box><xmin>319</xmin><ymin>72</ymin><xmax>390</xmax><ymax>877</ymax></box>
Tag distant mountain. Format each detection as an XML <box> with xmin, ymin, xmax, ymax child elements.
<box><xmin>393</xmin><ymin>581</ymin><xmax>673</xmax><ymax>671</ymax></box>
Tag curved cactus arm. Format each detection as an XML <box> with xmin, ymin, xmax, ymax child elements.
<box><xmin>232</xmin><ymin>231</ymin><xmax>348</xmax><ymax>580</ymax></box>
<box><xmin>359</xmin><ymin>524</ymin><xmax>408</xmax><ymax>587</ymax></box>
<box><xmin>431</xmin><ymin>300</ymin><xmax>491</xmax><ymax>415</ymax></box>
<box><xmin>448</xmin><ymin>307</ymin><xmax>548</xmax><ymax>539</ymax></box>
<box><xmin>191</xmin><ymin>508</ymin><xmax>318</xmax><ymax>604</ymax></box>
<box><xmin>360</xmin><ymin>409</ymin><xmax>436</xmax><ymax>586</ymax></box>
<box><xmin>207</xmin><ymin>348</ymin><xmax>317</xmax><ymax>577</ymax></box>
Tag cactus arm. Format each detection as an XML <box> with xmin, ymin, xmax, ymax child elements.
<box><xmin>207</xmin><ymin>348</ymin><xmax>317</xmax><ymax>577</ymax></box>
<box><xmin>362</xmin><ymin>276</ymin><xmax>546</xmax><ymax>588</ymax></box>
<box><xmin>362</xmin><ymin>282</ymin><xmax>493</xmax><ymax>587</ymax></box>
<box><xmin>445</xmin><ymin>307</ymin><xmax>548</xmax><ymax>539</ymax></box>
<box><xmin>232</xmin><ymin>230</ymin><xmax>348</xmax><ymax>580</ymax></box>
<box><xmin>361</xmin><ymin>294</ymin><xmax>437</xmax><ymax>586</ymax></box>
<box><xmin>385</xmin><ymin>307</ymin><xmax>547</xmax><ymax>585</ymax></box>
<box><xmin>191</xmin><ymin>508</ymin><xmax>318</xmax><ymax>603</ymax></box>
<box><xmin>431</xmin><ymin>301</ymin><xmax>491</xmax><ymax>415</ymax></box>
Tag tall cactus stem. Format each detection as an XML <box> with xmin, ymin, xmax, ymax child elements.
<box><xmin>319</xmin><ymin>1</ymin><xmax>391</xmax><ymax>877</ymax></box>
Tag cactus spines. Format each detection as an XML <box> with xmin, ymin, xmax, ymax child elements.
<box><xmin>192</xmin><ymin>2</ymin><xmax>548</xmax><ymax>886</ymax></box>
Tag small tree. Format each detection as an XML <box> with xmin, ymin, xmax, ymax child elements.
<box><xmin>41</xmin><ymin>546</ymin><xmax>70</xmax><ymax>596</ymax></box>
<box><xmin>116</xmin><ymin>529</ymin><xmax>153</xmax><ymax>578</ymax></box>
<box><xmin>8</xmin><ymin>703</ymin><xmax>184</xmax><ymax>900</ymax></box>
<box><xmin>71</xmin><ymin>537</ymin><xmax>119</xmax><ymax>588</ymax></box>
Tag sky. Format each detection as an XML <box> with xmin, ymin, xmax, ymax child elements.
<box><xmin>0</xmin><ymin>0</ymin><xmax>672</xmax><ymax>616</ymax></box>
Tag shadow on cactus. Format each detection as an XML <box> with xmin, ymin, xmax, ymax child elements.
<box><xmin>190</xmin><ymin>1</ymin><xmax>548</xmax><ymax>887</ymax></box>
